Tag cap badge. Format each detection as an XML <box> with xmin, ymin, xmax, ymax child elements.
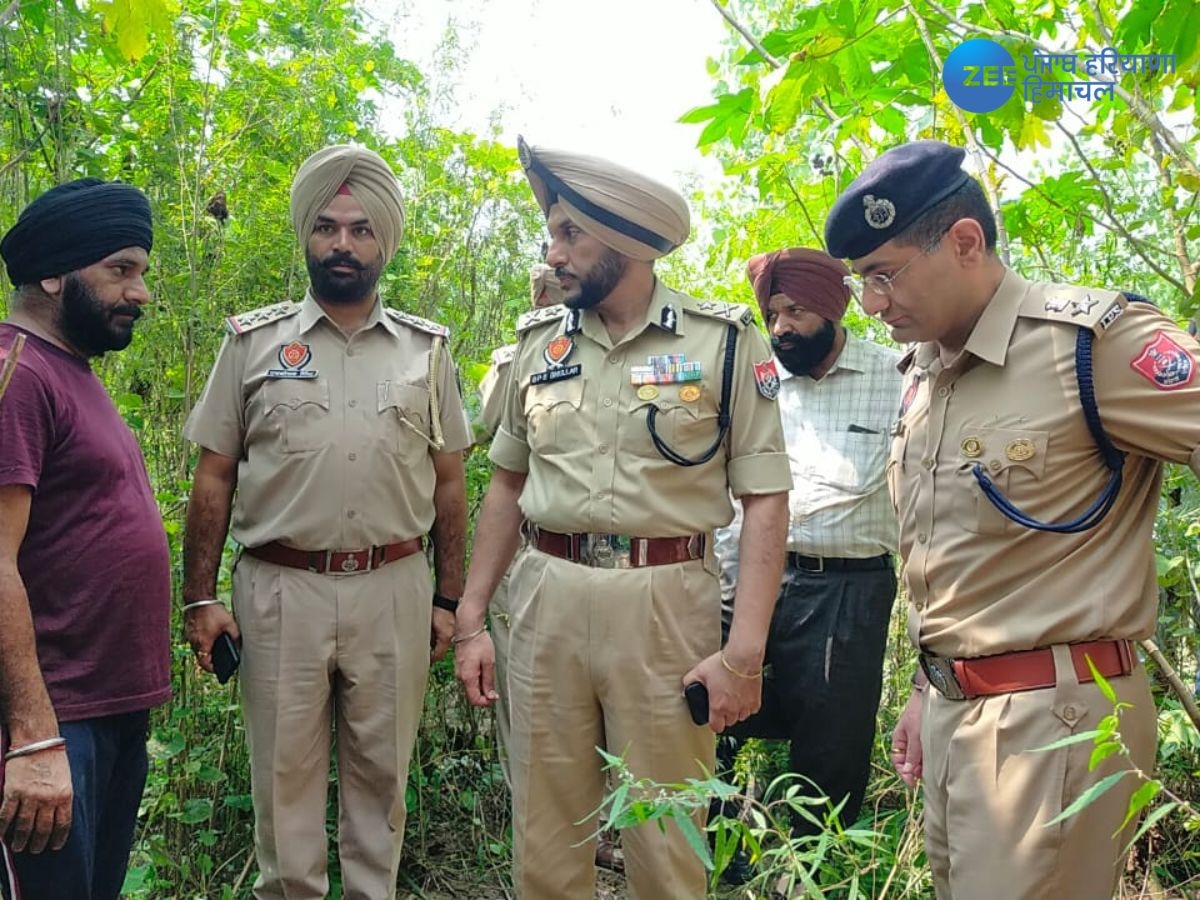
<box><xmin>863</xmin><ymin>194</ymin><xmax>896</xmax><ymax>230</ymax></box>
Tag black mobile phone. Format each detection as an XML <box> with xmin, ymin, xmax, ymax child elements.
<box><xmin>212</xmin><ymin>632</ymin><xmax>241</xmax><ymax>684</ymax></box>
<box><xmin>684</xmin><ymin>681</ymin><xmax>709</xmax><ymax>726</ymax></box>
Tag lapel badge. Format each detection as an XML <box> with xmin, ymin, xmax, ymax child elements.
<box><xmin>267</xmin><ymin>341</ymin><xmax>318</xmax><ymax>379</ymax></box>
<box><xmin>544</xmin><ymin>335</ymin><xmax>575</xmax><ymax>368</ymax></box>
<box><xmin>679</xmin><ymin>384</ymin><xmax>701</xmax><ymax>402</ymax></box>
<box><xmin>960</xmin><ymin>436</ymin><xmax>984</xmax><ymax>458</ymax></box>
<box><xmin>660</xmin><ymin>305</ymin><xmax>678</xmax><ymax>333</ymax></box>
<box><xmin>636</xmin><ymin>384</ymin><xmax>659</xmax><ymax>401</ymax></box>
<box><xmin>1005</xmin><ymin>438</ymin><xmax>1036</xmax><ymax>462</ymax></box>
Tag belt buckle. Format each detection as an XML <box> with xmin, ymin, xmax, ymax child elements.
<box><xmin>583</xmin><ymin>534</ymin><xmax>632</xmax><ymax>569</ymax></box>
<box><xmin>335</xmin><ymin>549</ymin><xmax>372</xmax><ymax>575</ymax></box>
<box><xmin>920</xmin><ymin>653</ymin><xmax>967</xmax><ymax>701</ymax></box>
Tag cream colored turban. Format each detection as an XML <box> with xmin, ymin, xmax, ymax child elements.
<box><xmin>529</xmin><ymin>263</ymin><xmax>565</xmax><ymax>307</ymax></box>
<box><xmin>517</xmin><ymin>136</ymin><xmax>690</xmax><ymax>261</ymax></box>
<box><xmin>290</xmin><ymin>145</ymin><xmax>406</xmax><ymax>260</ymax></box>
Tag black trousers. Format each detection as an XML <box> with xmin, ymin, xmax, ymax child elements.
<box><xmin>718</xmin><ymin>559</ymin><xmax>896</xmax><ymax>837</ymax></box>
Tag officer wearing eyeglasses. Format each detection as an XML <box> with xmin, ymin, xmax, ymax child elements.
<box><xmin>826</xmin><ymin>140</ymin><xmax>1200</xmax><ymax>900</ymax></box>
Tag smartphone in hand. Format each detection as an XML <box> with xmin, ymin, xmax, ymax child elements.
<box><xmin>212</xmin><ymin>632</ymin><xmax>241</xmax><ymax>684</ymax></box>
<box><xmin>684</xmin><ymin>681</ymin><xmax>709</xmax><ymax>726</ymax></box>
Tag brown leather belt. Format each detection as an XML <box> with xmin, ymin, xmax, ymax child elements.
<box><xmin>528</xmin><ymin>525</ymin><xmax>705</xmax><ymax>569</ymax></box>
<box><xmin>245</xmin><ymin>538</ymin><xmax>424</xmax><ymax>575</ymax></box>
<box><xmin>920</xmin><ymin>639</ymin><xmax>1135</xmax><ymax>701</ymax></box>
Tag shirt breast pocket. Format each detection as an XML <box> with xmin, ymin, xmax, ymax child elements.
<box><xmin>629</xmin><ymin>393</ymin><xmax>719</xmax><ymax>460</ymax></box>
<box><xmin>262</xmin><ymin>379</ymin><xmax>331</xmax><ymax>453</ymax></box>
<box><xmin>814</xmin><ymin>429</ymin><xmax>889</xmax><ymax>494</ymax></box>
<box><xmin>524</xmin><ymin>377</ymin><xmax>584</xmax><ymax>455</ymax></box>
<box><xmin>953</xmin><ymin>426</ymin><xmax>1049</xmax><ymax>535</ymax></box>
<box><xmin>378</xmin><ymin>380</ymin><xmax>433</xmax><ymax>463</ymax></box>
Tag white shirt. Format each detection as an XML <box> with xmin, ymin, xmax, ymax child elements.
<box><xmin>716</xmin><ymin>332</ymin><xmax>903</xmax><ymax>598</ymax></box>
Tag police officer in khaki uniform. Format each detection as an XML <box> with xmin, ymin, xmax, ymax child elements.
<box><xmin>825</xmin><ymin>141</ymin><xmax>1200</xmax><ymax>899</ymax></box>
<box><xmin>454</xmin><ymin>138</ymin><xmax>792</xmax><ymax>900</ymax></box>
<box><xmin>181</xmin><ymin>146</ymin><xmax>471</xmax><ymax>900</ymax></box>
<box><xmin>475</xmin><ymin>262</ymin><xmax>563</xmax><ymax>788</ymax></box>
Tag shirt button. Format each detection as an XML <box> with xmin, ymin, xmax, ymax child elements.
<box><xmin>348</xmin><ymin>400</ymin><xmax>358</xmax><ymax>408</ymax></box>
<box><xmin>607</xmin><ymin>355</ymin><xmax>621</xmax><ymax>366</ymax></box>
<box><xmin>914</xmin><ymin>599</ymin><xmax>924</xmax><ymax>611</ymax></box>
<box><xmin>347</xmin><ymin>510</ymin><xmax>357</xmax><ymax>519</ymax></box>
<box><xmin>603</xmin><ymin>398</ymin><xmax>613</xmax><ymax>407</ymax></box>
<box><xmin>918</xmin><ymin>533</ymin><xmax>928</xmax><ymax>543</ymax></box>
<box><xmin>923</xmin><ymin>458</ymin><xmax>935</xmax><ymax>470</ymax></box>
<box><xmin>937</xmin><ymin>386</ymin><xmax>950</xmax><ymax>398</ymax></box>
<box><xmin>1063</xmin><ymin>705</ymin><xmax>1078</xmax><ymax>722</ymax></box>
<box><xmin>988</xmin><ymin>460</ymin><xmax>1002</xmax><ymax>473</ymax></box>
<box><xmin>598</xmin><ymin>444</ymin><xmax>609</xmax><ymax>454</ymax></box>
<box><xmin>348</xmin><ymin>452</ymin><xmax>357</xmax><ymax>461</ymax></box>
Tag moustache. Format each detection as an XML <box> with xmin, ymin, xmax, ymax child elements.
<box><xmin>322</xmin><ymin>254</ymin><xmax>364</xmax><ymax>271</ymax></box>
<box><xmin>111</xmin><ymin>305</ymin><xmax>143</xmax><ymax>321</ymax></box>
<box><xmin>554</xmin><ymin>267</ymin><xmax>576</xmax><ymax>281</ymax></box>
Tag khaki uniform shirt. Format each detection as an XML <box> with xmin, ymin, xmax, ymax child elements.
<box><xmin>892</xmin><ymin>270</ymin><xmax>1200</xmax><ymax>658</ymax></box>
<box><xmin>478</xmin><ymin>344</ymin><xmax>516</xmax><ymax>440</ymax></box>
<box><xmin>490</xmin><ymin>280</ymin><xmax>792</xmax><ymax>536</ymax></box>
<box><xmin>184</xmin><ymin>293</ymin><xmax>471</xmax><ymax>550</ymax></box>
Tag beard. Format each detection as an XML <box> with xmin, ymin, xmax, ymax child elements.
<box><xmin>558</xmin><ymin>248</ymin><xmax>626</xmax><ymax>310</ymax></box>
<box><xmin>772</xmin><ymin>319</ymin><xmax>836</xmax><ymax>376</ymax></box>
<box><xmin>305</xmin><ymin>249</ymin><xmax>382</xmax><ymax>304</ymax></box>
<box><xmin>58</xmin><ymin>273</ymin><xmax>142</xmax><ymax>357</ymax></box>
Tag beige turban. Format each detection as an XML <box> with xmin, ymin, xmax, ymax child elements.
<box><xmin>517</xmin><ymin>136</ymin><xmax>690</xmax><ymax>261</ymax></box>
<box><xmin>529</xmin><ymin>263</ymin><xmax>565</xmax><ymax>307</ymax></box>
<box><xmin>290</xmin><ymin>145</ymin><xmax>406</xmax><ymax>260</ymax></box>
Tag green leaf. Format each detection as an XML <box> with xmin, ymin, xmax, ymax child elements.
<box><xmin>1031</xmin><ymin>729</ymin><xmax>1102</xmax><ymax>752</ymax></box>
<box><xmin>1123</xmin><ymin>800</ymin><xmax>1178</xmax><ymax>853</ymax></box>
<box><xmin>1088</xmin><ymin>740</ymin><xmax>1122</xmax><ymax>770</ymax></box>
<box><xmin>675</xmin><ymin>813</ymin><xmax>713</xmax><ymax>870</ymax></box>
<box><xmin>178</xmin><ymin>798</ymin><xmax>213</xmax><ymax>824</ymax></box>
<box><xmin>1044</xmin><ymin>771</ymin><xmax>1130</xmax><ymax>827</ymax></box>
<box><xmin>1088</xmin><ymin>657</ymin><xmax>1118</xmax><ymax>704</ymax></box>
<box><xmin>1114</xmin><ymin>0</ymin><xmax>1164</xmax><ymax>51</ymax></box>
<box><xmin>1119</xmin><ymin>780</ymin><xmax>1162</xmax><ymax>832</ymax></box>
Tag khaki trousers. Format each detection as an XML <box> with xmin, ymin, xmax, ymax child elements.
<box><xmin>233</xmin><ymin>552</ymin><xmax>432</xmax><ymax>900</ymax></box>
<box><xmin>922</xmin><ymin>648</ymin><xmax>1157</xmax><ymax>900</ymax></box>
<box><xmin>506</xmin><ymin>549</ymin><xmax>720</xmax><ymax>900</ymax></box>
<box><xmin>490</xmin><ymin>567</ymin><xmax>514</xmax><ymax>788</ymax></box>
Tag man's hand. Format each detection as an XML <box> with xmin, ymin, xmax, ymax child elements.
<box><xmin>430</xmin><ymin>608</ymin><xmax>455</xmax><ymax>662</ymax></box>
<box><xmin>0</xmin><ymin>749</ymin><xmax>72</xmax><ymax>853</ymax></box>
<box><xmin>184</xmin><ymin>604</ymin><xmax>240</xmax><ymax>675</ymax></box>
<box><xmin>891</xmin><ymin>688</ymin><xmax>924</xmax><ymax>787</ymax></box>
<box><xmin>454</xmin><ymin>630</ymin><xmax>499</xmax><ymax>708</ymax></box>
<box><xmin>682</xmin><ymin>651</ymin><xmax>762</xmax><ymax>734</ymax></box>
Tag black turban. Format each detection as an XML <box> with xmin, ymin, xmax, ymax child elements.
<box><xmin>0</xmin><ymin>178</ymin><xmax>153</xmax><ymax>287</ymax></box>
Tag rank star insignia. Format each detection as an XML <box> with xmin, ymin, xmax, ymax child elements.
<box><xmin>1069</xmin><ymin>295</ymin><xmax>1098</xmax><ymax>316</ymax></box>
<box><xmin>543</xmin><ymin>335</ymin><xmax>575</xmax><ymax>368</ymax></box>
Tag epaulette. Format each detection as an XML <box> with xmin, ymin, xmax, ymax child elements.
<box><xmin>1020</xmin><ymin>284</ymin><xmax>1125</xmax><ymax>336</ymax></box>
<box><xmin>490</xmin><ymin>344</ymin><xmax>517</xmax><ymax>367</ymax></box>
<box><xmin>682</xmin><ymin>300</ymin><xmax>755</xmax><ymax>329</ymax></box>
<box><xmin>384</xmin><ymin>307</ymin><xmax>450</xmax><ymax>338</ymax></box>
<box><xmin>516</xmin><ymin>305</ymin><xmax>569</xmax><ymax>334</ymax></box>
<box><xmin>224</xmin><ymin>301</ymin><xmax>300</xmax><ymax>336</ymax></box>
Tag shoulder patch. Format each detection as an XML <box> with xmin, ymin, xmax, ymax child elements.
<box><xmin>682</xmin><ymin>300</ymin><xmax>753</xmax><ymax>330</ymax></box>
<box><xmin>490</xmin><ymin>344</ymin><xmax>517</xmax><ymax>367</ymax></box>
<box><xmin>384</xmin><ymin>307</ymin><xmax>450</xmax><ymax>338</ymax></box>
<box><xmin>224</xmin><ymin>301</ymin><xmax>300</xmax><ymax>336</ymax></box>
<box><xmin>1020</xmin><ymin>283</ymin><xmax>1125</xmax><ymax>336</ymax></box>
<box><xmin>516</xmin><ymin>304</ymin><xmax>570</xmax><ymax>334</ymax></box>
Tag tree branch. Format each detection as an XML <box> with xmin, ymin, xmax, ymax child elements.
<box><xmin>707</xmin><ymin>0</ymin><xmax>781</xmax><ymax>68</ymax></box>
<box><xmin>0</xmin><ymin>0</ymin><xmax>21</xmax><ymax>29</ymax></box>
<box><xmin>903</xmin><ymin>0</ymin><xmax>1011</xmax><ymax>264</ymax></box>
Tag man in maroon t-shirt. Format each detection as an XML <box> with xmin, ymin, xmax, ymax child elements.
<box><xmin>0</xmin><ymin>179</ymin><xmax>170</xmax><ymax>900</ymax></box>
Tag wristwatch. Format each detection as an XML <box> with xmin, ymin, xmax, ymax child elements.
<box><xmin>432</xmin><ymin>593</ymin><xmax>460</xmax><ymax>613</ymax></box>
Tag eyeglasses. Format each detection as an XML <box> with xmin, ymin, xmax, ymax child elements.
<box><xmin>843</xmin><ymin>231</ymin><xmax>948</xmax><ymax>298</ymax></box>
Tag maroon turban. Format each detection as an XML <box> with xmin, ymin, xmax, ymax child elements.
<box><xmin>746</xmin><ymin>248</ymin><xmax>850</xmax><ymax>323</ymax></box>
